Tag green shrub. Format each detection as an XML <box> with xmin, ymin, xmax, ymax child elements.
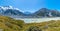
<box><xmin>27</xmin><ymin>26</ymin><xmax>42</xmax><ymax>31</ymax></box>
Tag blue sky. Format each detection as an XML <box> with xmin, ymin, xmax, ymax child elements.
<box><xmin>46</xmin><ymin>0</ymin><xmax>60</xmax><ymax>10</ymax></box>
<box><xmin>0</xmin><ymin>0</ymin><xmax>60</xmax><ymax>12</ymax></box>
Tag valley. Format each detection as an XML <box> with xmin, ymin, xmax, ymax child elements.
<box><xmin>0</xmin><ymin>6</ymin><xmax>60</xmax><ymax>31</ymax></box>
<box><xmin>13</xmin><ymin>17</ymin><xmax>60</xmax><ymax>23</ymax></box>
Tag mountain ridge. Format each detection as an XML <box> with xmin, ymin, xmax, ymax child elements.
<box><xmin>0</xmin><ymin>6</ymin><xmax>60</xmax><ymax>17</ymax></box>
<box><xmin>34</xmin><ymin>8</ymin><xmax>60</xmax><ymax>17</ymax></box>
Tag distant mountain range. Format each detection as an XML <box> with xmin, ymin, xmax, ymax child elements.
<box><xmin>0</xmin><ymin>6</ymin><xmax>60</xmax><ymax>18</ymax></box>
<box><xmin>34</xmin><ymin>8</ymin><xmax>60</xmax><ymax>17</ymax></box>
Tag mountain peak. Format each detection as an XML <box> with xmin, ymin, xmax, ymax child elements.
<box><xmin>34</xmin><ymin>8</ymin><xmax>60</xmax><ymax>17</ymax></box>
<box><xmin>0</xmin><ymin>6</ymin><xmax>13</xmax><ymax>10</ymax></box>
<box><xmin>0</xmin><ymin>6</ymin><xmax>21</xmax><ymax>11</ymax></box>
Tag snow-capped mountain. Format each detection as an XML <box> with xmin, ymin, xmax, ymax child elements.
<box><xmin>0</xmin><ymin>6</ymin><xmax>24</xmax><ymax>16</ymax></box>
<box><xmin>0</xmin><ymin>6</ymin><xmax>60</xmax><ymax>18</ymax></box>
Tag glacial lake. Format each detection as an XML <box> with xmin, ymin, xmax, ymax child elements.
<box><xmin>13</xmin><ymin>17</ymin><xmax>60</xmax><ymax>23</ymax></box>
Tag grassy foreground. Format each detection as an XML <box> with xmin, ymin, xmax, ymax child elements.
<box><xmin>0</xmin><ymin>16</ymin><xmax>60</xmax><ymax>31</ymax></box>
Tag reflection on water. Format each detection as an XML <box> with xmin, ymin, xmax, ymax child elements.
<box><xmin>13</xmin><ymin>17</ymin><xmax>60</xmax><ymax>23</ymax></box>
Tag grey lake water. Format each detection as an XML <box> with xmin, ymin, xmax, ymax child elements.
<box><xmin>13</xmin><ymin>17</ymin><xmax>60</xmax><ymax>23</ymax></box>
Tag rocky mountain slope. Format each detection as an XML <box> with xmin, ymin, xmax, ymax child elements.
<box><xmin>34</xmin><ymin>8</ymin><xmax>60</xmax><ymax>17</ymax></box>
